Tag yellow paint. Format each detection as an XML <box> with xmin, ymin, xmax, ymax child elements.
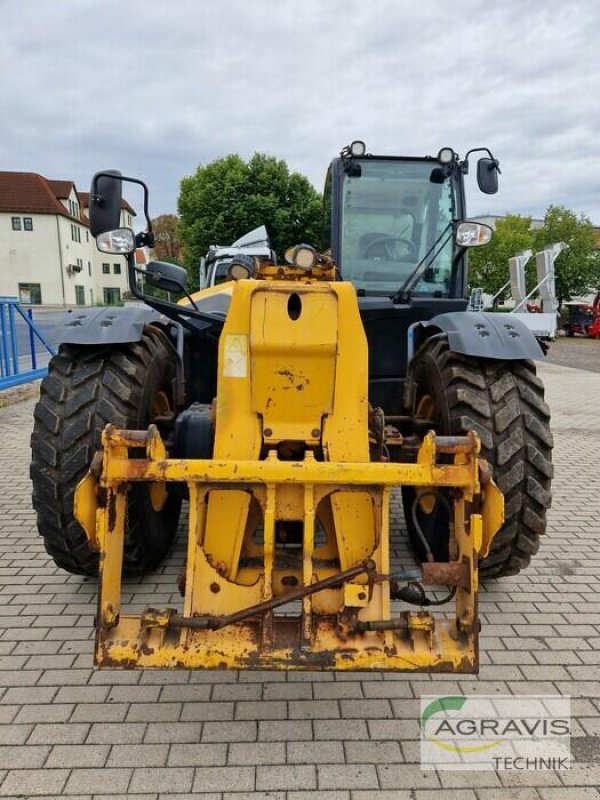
<box><xmin>73</xmin><ymin>269</ymin><xmax>505</xmax><ymax>672</ymax></box>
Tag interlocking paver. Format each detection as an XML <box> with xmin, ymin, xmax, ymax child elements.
<box><xmin>193</xmin><ymin>765</ymin><xmax>255</xmax><ymax>792</ymax></box>
<box><xmin>0</xmin><ymin>361</ymin><xmax>598</xmax><ymax>797</ymax></box>
<box><xmin>28</xmin><ymin>722</ymin><xmax>90</xmax><ymax>744</ymax></box>
<box><xmin>228</xmin><ymin>741</ymin><xmax>286</xmax><ymax>765</ymax></box>
<box><xmin>45</xmin><ymin>742</ymin><xmax>110</xmax><ymax>767</ymax></box>
<box><xmin>63</xmin><ymin>767</ymin><xmax>132</xmax><ymax>794</ymax></box>
<box><xmin>287</xmin><ymin>740</ymin><xmax>345</xmax><ymax>764</ymax></box>
<box><xmin>0</xmin><ymin>768</ymin><xmax>69</xmax><ymax>796</ymax></box>
<box><xmin>166</xmin><ymin>742</ymin><xmax>227</xmax><ymax>766</ymax></box>
<box><xmin>256</xmin><ymin>764</ymin><xmax>316</xmax><ymax>791</ymax></box>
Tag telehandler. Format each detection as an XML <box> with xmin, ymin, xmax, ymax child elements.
<box><xmin>30</xmin><ymin>142</ymin><xmax>552</xmax><ymax>672</ymax></box>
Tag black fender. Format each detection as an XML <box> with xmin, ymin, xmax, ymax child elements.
<box><xmin>417</xmin><ymin>311</ymin><xmax>545</xmax><ymax>361</ymax></box>
<box><xmin>54</xmin><ymin>305</ymin><xmax>163</xmax><ymax>346</ymax></box>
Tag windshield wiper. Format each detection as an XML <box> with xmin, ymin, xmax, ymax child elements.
<box><xmin>391</xmin><ymin>222</ymin><xmax>453</xmax><ymax>304</ymax></box>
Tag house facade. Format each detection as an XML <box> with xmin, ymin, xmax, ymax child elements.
<box><xmin>0</xmin><ymin>172</ymin><xmax>135</xmax><ymax>306</ymax></box>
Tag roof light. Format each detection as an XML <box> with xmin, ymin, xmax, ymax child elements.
<box><xmin>437</xmin><ymin>147</ymin><xmax>455</xmax><ymax>165</ymax></box>
<box><xmin>350</xmin><ymin>140</ymin><xmax>366</xmax><ymax>157</ymax></box>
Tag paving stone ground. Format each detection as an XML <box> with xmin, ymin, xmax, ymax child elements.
<box><xmin>0</xmin><ymin>360</ymin><xmax>599</xmax><ymax>799</ymax></box>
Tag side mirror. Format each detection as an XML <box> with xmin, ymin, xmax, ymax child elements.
<box><xmin>145</xmin><ymin>260</ymin><xmax>188</xmax><ymax>294</ymax></box>
<box><xmin>477</xmin><ymin>158</ymin><xmax>499</xmax><ymax>195</ymax></box>
<box><xmin>89</xmin><ymin>171</ymin><xmax>123</xmax><ymax>236</ymax></box>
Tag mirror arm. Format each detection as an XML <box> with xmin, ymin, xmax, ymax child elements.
<box><xmin>460</xmin><ymin>147</ymin><xmax>501</xmax><ymax>175</ymax></box>
<box><xmin>125</xmin><ymin>253</ymin><xmax>224</xmax><ymax>332</ymax></box>
<box><xmin>135</xmin><ymin>230</ymin><xmax>155</xmax><ymax>248</ymax></box>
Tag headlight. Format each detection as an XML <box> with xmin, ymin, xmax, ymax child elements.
<box><xmin>97</xmin><ymin>227</ymin><xmax>135</xmax><ymax>254</ymax></box>
<box><xmin>455</xmin><ymin>221</ymin><xmax>493</xmax><ymax>248</ymax></box>
<box><xmin>228</xmin><ymin>254</ymin><xmax>257</xmax><ymax>280</ymax></box>
<box><xmin>350</xmin><ymin>140</ymin><xmax>366</xmax><ymax>157</ymax></box>
<box><xmin>293</xmin><ymin>244</ymin><xmax>317</xmax><ymax>270</ymax></box>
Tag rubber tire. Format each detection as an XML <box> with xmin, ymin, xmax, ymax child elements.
<box><xmin>30</xmin><ymin>327</ymin><xmax>182</xmax><ymax>576</ymax></box>
<box><xmin>402</xmin><ymin>336</ymin><xmax>553</xmax><ymax>578</ymax></box>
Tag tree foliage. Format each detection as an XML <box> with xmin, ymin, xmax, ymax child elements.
<box><xmin>533</xmin><ymin>206</ymin><xmax>599</xmax><ymax>305</ymax></box>
<box><xmin>178</xmin><ymin>153</ymin><xmax>322</xmax><ymax>286</ymax></box>
<box><xmin>468</xmin><ymin>215</ymin><xmax>534</xmax><ymax>296</ymax></box>
<box><xmin>469</xmin><ymin>206</ymin><xmax>600</xmax><ymax>306</ymax></box>
<box><xmin>150</xmin><ymin>213</ymin><xmax>183</xmax><ymax>263</ymax></box>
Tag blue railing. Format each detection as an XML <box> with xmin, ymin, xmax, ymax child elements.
<box><xmin>0</xmin><ymin>297</ymin><xmax>57</xmax><ymax>390</ymax></box>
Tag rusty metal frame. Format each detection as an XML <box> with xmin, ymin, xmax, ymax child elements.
<box><xmin>75</xmin><ymin>425</ymin><xmax>504</xmax><ymax>672</ymax></box>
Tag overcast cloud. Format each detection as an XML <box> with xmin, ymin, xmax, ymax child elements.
<box><xmin>1</xmin><ymin>0</ymin><xmax>599</xmax><ymax>224</ymax></box>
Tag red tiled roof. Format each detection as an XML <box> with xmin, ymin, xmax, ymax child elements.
<box><xmin>135</xmin><ymin>249</ymin><xmax>148</xmax><ymax>265</ymax></box>
<box><xmin>47</xmin><ymin>179</ymin><xmax>74</xmax><ymax>199</ymax></box>
<box><xmin>0</xmin><ymin>172</ymin><xmax>136</xmax><ymax>224</ymax></box>
<box><xmin>0</xmin><ymin>172</ymin><xmax>77</xmax><ymax>219</ymax></box>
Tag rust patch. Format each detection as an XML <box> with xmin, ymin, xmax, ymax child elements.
<box><xmin>421</xmin><ymin>560</ymin><xmax>470</xmax><ymax>589</ymax></box>
<box><xmin>107</xmin><ymin>494</ymin><xmax>117</xmax><ymax>531</ymax></box>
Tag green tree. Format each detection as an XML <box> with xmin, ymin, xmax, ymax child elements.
<box><xmin>468</xmin><ymin>214</ymin><xmax>534</xmax><ymax>297</ymax></box>
<box><xmin>178</xmin><ymin>153</ymin><xmax>322</xmax><ymax>287</ymax></box>
<box><xmin>150</xmin><ymin>213</ymin><xmax>183</xmax><ymax>263</ymax></box>
<box><xmin>533</xmin><ymin>205</ymin><xmax>600</xmax><ymax>307</ymax></box>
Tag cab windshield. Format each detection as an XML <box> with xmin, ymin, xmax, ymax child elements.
<box><xmin>340</xmin><ymin>159</ymin><xmax>455</xmax><ymax>295</ymax></box>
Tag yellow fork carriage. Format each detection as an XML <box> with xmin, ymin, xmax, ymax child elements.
<box><xmin>74</xmin><ymin>264</ymin><xmax>503</xmax><ymax>672</ymax></box>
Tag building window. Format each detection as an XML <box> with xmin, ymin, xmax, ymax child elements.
<box><xmin>71</xmin><ymin>224</ymin><xmax>81</xmax><ymax>243</ymax></box>
<box><xmin>74</xmin><ymin>285</ymin><xmax>85</xmax><ymax>305</ymax></box>
<box><xmin>103</xmin><ymin>287</ymin><xmax>121</xmax><ymax>305</ymax></box>
<box><xmin>18</xmin><ymin>283</ymin><xmax>42</xmax><ymax>304</ymax></box>
<box><xmin>23</xmin><ymin>217</ymin><xmax>33</xmax><ymax>231</ymax></box>
<box><xmin>86</xmin><ymin>230</ymin><xmax>89</xmax><ymax>242</ymax></box>
<box><xmin>12</xmin><ymin>217</ymin><xmax>21</xmax><ymax>231</ymax></box>
<box><xmin>102</xmin><ymin>263</ymin><xmax>110</xmax><ymax>274</ymax></box>
<box><xmin>88</xmin><ymin>261</ymin><xmax>92</xmax><ymax>277</ymax></box>
<box><xmin>113</xmin><ymin>263</ymin><xmax>121</xmax><ymax>275</ymax></box>
<box><xmin>76</xmin><ymin>258</ymin><xmax>84</xmax><ymax>273</ymax></box>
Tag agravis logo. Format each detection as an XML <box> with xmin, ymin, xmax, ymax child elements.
<box><xmin>419</xmin><ymin>694</ymin><xmax>570</xmax><ymax>771</ymax></box>
<box><xmin>421</xmin><ymin>696</ymin><xmax>506</xmax><ymax>754</ymax></box>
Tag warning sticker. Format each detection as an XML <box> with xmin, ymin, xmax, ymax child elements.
<box><xmin>223</xmin><ymin>334</ymin><xmax>248</xmax><ymax>378</ymax></box>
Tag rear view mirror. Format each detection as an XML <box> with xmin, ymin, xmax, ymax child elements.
<box><xmin>89</xmin><ymin>171</ymin><xmax>123</xmax><ymax>236</ymax></box>
<box><xmin>477</xmin><ymin>158</ymin><xmax>499</xmax><ymax>195</ymax></box>
<box><xmin>145</xmin><ymin>260</ymin><xmax>188</xmax><ymax>294</ymax></box>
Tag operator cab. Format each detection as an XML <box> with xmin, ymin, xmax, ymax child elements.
<box><xmin>338</xmin><ymin>158</ymin><xmax>455</xmax><ymax>297</ymax></box>
<box><xmin>323</xmin><ymin>142</ymin><xmax>499</xmax><ymax>413</ymax></box>
<box><xmin>324</xmin><ymin>142</ymin><xmax>498</xmax><ymax>301</ymax></box>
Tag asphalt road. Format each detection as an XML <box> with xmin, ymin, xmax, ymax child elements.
<box><xmin>545</xmin><ymin>336</ymin><xmax>600</xmax><ymax>373</ymax></box>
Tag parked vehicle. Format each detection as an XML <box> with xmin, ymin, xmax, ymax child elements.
<box><xmin>199</xmin><ymin>226</ymin><xmax>275</xmax><ymax>288</ymax></box>
<box><xmin>30</xmin><ymin>142</ymin><xmax>552</xmax><ymax>674</ymax></box>
<box><xmin>562</xmin><ymin>294</ymin><xmax>600</xmax><ymax>338</ymax></box>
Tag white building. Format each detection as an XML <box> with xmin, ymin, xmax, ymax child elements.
<box><xmin>0</xmin><ymin>172</ymin><xmax>135</xmax><ymax>306</ymax></box>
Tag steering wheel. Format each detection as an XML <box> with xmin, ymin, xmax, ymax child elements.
<box><xmin>364</xmin><ymin>236</ymin><xmax>417</xmax><ymax>261</ymax></box>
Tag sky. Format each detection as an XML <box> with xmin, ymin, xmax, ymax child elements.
<box><xmin>1</xmin><ymin>0</ymin><xmax>599</xmax><ymax>225</ymax></box>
